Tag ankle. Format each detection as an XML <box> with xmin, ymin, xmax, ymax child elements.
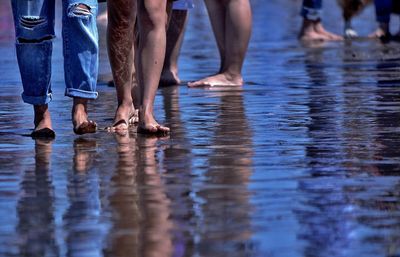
<box><xmin>139</xmin><ymin>105</ymin><xmax>153</xmax><ymax>116</ymax></box>
<box><xmin>117</xmin><ymin>100</ymin><xmax>134</xmax><ymax>109</ymax></box>
<box><xmin>34</xmin><ymin>104</ymin><xmax>49</xmax><ymax>114</ymax></box>
<box><xmin>73</xmin><ymin>98</ymin><xmax>88</xmax><ymax>114</ymax></box>
<box><xmin>301</xmin><ymin>19</ymin><xmax>316</xmax><ymax>32</ymax></box>
<box><xmin>34</xmin><ymin>104</ymin><xmax>50</xmax><ymax>123</ymax></box>
<box><xmin>222</xmin><ymin>70</ymin><xmax>243</xmax><ymax>81</ymax></box>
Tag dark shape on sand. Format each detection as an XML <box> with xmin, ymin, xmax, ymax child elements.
<box><xmin>31</xmin><ymin>128</ymin><xmax>56</xmax><ymax>139</ymax></box>
<box><xmin>73</xmin><ymin>121</ymin><xmax>97</xmax><ymax>135</ymax></box>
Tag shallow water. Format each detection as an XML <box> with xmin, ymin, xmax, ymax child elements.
<box><xmin>1</xmin><ymin>0</ymin><xmax>400</xmax><ymax>256</ymax></box>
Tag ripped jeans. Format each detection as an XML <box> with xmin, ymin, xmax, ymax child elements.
<box><xmin>11</xmin><ymin>0</ymin><xmax>98</xmax><ymax>105</ymax></box>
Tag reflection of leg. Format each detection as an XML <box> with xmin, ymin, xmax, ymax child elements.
<box><xmin>17</xmin><ymin>139</ymin><xmax>57</xmax><ymax>256</ymax></box>
<box><xmin>107</xmin><ymin>0</ymin><xmax>138</xmax><ymax>131</ymax></box>
<box><xmin>73</xmin><ymin>138</ymin><xmax>97</xmax><ymax>173</ymax></box>
<box><xmin>108</xmin><ymin>130</ymin><xmax>139</xmax><ymax>257</ymax></box>
<box><xmin>137</xmin><ymin>136</ymin><xmax>173</xmax><ymax>257</ymax></box>
<box><xmin>137</xmin><ymin>0</ymin><xmax>171</xmax><ymax>134</ymax></box>
<box><xmin>160</xmin><ymin>10</ymin><xmax>188</xmax><ymax>87</ymax></box>
<box><xmin>34</xmin><ymin>138</ymin><xmax>53</xmax><ymax>171</ymax></box>
<box><xmin>188</xmin><ymin>0</ymin><xmax>252</xmax><ymax>87</ymax></box>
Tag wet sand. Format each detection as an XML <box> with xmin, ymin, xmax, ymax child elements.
<box><xmin>1</xmin><ymin>0</ymin><xmax>400</xmax><ymax>256</ymax></box>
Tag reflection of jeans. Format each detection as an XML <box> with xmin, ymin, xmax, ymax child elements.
<box><xmin>374</xmin><ymin>0</ymin><xmax>400</xmax><ymax>23</ymax></box>
<box><xmin>11</xmin><ymin>0</ymin><xmax>98</xmax><ymax>105</ymax></box>
<box><xmin>301</xmin><ymin>0</ymin><xmax>322</xmax><ymax>21</ymax></box>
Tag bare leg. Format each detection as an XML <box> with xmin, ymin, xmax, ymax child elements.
<box><xmin>204</xmin><ymin>1</ymin><xmax>226</xmax><ymax>70</ymax></box>
<box><xmin>137</xmin><ymin>0</ymin><xmax>171</xmax><ymax>134</ymax></box>
<box><xmin>299</xmin><ymin>19</ymin><xmax>343</xmax><ymax>41</ymax></box>
<box><xmin>31</xmin><ymin>104</ymin><xmax>55</xmax><ymax>139</ymax></box>
<box><xmin>107</xmin><ymin>0</ymin><xmax>138</xmax><ymax>131</ymax></box>
<box><xmin>160</xmin><ymin>9</ymin><xmax>188</xmax><ymax>87</ymax></box>
<box><xmin>72</xmin><ymin>98</ymin><xmax>97</xmax><ymax>135</ymax></box>
<box><xmin>188</xmin><ymin>0</ymin><xmax>252</xmax><ymax>87</ymax></box>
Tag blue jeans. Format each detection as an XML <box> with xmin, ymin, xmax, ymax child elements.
<box><xmin>301</xmin><ymin>0</ymin><xmax>322</xmax><ymax>21</ymax></box>
<box><xmin>11</xmin><ymin>0</ymin><xmax>98</xmax><ymax>105</ymax></box>
<box><xmin>173</xmin><ymin>0</ymin><xmax>194</xmax><ymax>10</ymax></box>
<box><xmin>374</xmin><ymin>0</ymin><xmax>400</xmax><ymax>23</ymax></box>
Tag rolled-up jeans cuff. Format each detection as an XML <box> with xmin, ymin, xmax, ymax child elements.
<box><xmin>301</xmin><ymin>7</ymin><xmax>322</xmax><ymax>21</ymax></box>
<box><xmin>65</xmin><ymin>88</ymin><xmax>98</xmax><ymax>99</ymax></box>
<box><xmin>22</xmin><ymin>92</ymin><xmax>52</xmax><ymax>105</ymax></box>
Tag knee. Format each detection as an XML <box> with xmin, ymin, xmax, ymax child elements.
<box><xmin>140</xmin><ymin>4</ymin><xmax>167</xmax><ymax>31</ymax></box>
<box><xmin>17</xmin><ymin>16</ymin><xmax>54</xmax><ymax>43</ymax></box>
<box><xmin>66</xmin><ymin>3</ymin><xmax>98</xmax><ymax>44</ymax></box>
<box><xmin>67</xmin><ymin>3</ymin><xmax>96</xmax><ymax>19</ymax></box>
<box><xmin>107</xmin><ymin>3</ymin><xmax>136</xmax><ymax>27</ymax></box>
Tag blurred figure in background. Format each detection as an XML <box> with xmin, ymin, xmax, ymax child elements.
<box><xmin>337</xmin><ymin>0</ymin><xmax>372</xmax><ymax>38</ymax></box>
<box><xmin>188</xmin><ymin>0</ymin><xmax>252</xmax><ymax>87</ymax></box>
<box><xmin>160</xmin><ymin>0</ymin><xmax>194</xmax><ymax>87</ymax></box>
<box><xmin>299</xmin><ymin>0</ymin><xmax>343</xmax><ymax>41</ymax></box>
<box><xmin>369</xmin><ymin>0</ymin><xmax>400</xmax><ymax>39</ymax></box>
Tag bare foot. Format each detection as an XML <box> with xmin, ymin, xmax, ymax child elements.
<box><xmin>31</xmin><ymin>105</ymin><xmax>55</xmax><ymax>139</ymax></box>
<box><xmin>314</xmin><ymin>22</ymin><xmax>343</xmax><ymax>41</ymax></box>
<box><xmin>72</xmin><ymin>98</ymin><xmax>97</xmax><ymax>135</ymax></box>
<box><xmin>188</xmin><ymin>73</ymin><xmax>243</xmax><ymax>87</ymax></box>
<box><xmin>369</xmin><ymin>27</ymin><xmax>390</xmax><ymax>39</ymax></box>
<box><xmin>299</xmin><ymin>30</ymin><xmax>329</xmax><ymax>41</ymax></box>
<box><xmin>299</xmin><ymin>20</ymin><xmax>342</xmax><ymax>41</ymax></box>
<box><xmin>137</xmin><ymin>107</ymin><xmax>170</xmax><ymax>135</ymax></box>
<box><xmin>107</xmin><ymin>104</ymin><xmax>137</xmax><ymax>132</ymax></box>
<box><xmin>160</xmin><ymin>69</ymin><xmax>181</xmax><ymax>87</ymax></box>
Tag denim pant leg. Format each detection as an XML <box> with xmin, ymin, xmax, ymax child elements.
<box><xmin>62</xmin><ymin>0</ymin><xmax>98</xmax><ymax>99</ymax></box>
<box><xmin>393</xmin><ymin>0</ymin><xmax>400</xmax><ymax>14</ymax></box>
<box><xmin>301</xmin><ymin>0</ymin><xmax>322</xmax><ymax>21</ymax></box>
<box><xmin>375</xmin><ymin>0</ymin><xmax>392</xmax><ymax>23</ymax></box>
<box><xmin>11</xmin><ymin>0</ymin><xmax>55</xmax><ymax>105</ymax></box>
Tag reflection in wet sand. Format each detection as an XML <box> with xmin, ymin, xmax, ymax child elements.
<box><xmin>106</xmin><ymin>132</ymin><xmax>174</xmax><ymax>257</ymax></box>
<box><xmin>2</xmin><ymin>0</ymin><xmax>400</xmax><ymax>256</ymax></box>
<box><xmin>160</xmin><ymin>86</ymin><xmax>195</xmax><ymax>256</ymax></box>
<box><xmin>299</xmin><ymin>48</ymin><xmax>355</xmax><ymax>256</ymax></box>
<box><xmin>196</xmin><ymin>88</ymin><xmax>255</xmax><ymax>256</ymax></box>
<box><xmin>64</xmin><ymin>138</ymin><xmax>103</xmax><ymax>257</ymax></box>
<box><xmin>298</xmin><ymin>41</ymin><xmax>400</xmax><ymax>256</ymax></box>
<box><xmin>17</xmin><ymin>139</ymin><xmax>59</xmax><ymax>256</ymax></box>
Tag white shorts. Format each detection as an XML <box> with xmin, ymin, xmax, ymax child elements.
<box><xmin>173</xmin><ymin>0</ymin><xmax>194</xmax><ymax>10</ymax></box>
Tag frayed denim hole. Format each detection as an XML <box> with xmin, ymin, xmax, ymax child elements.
<box><xmin>20</xmin><ymin>16</ymin><xmax>47</xmax><ymax>29</ymax></box>
<box><xmin>17</xmin><ymin>35</ymin><xmax>53</xmax><ymax>44</ymax></box>
<box><xmin>68</xmin><ymin>4</ymin><xmax>92</xmax><ymax>18</ymax></box>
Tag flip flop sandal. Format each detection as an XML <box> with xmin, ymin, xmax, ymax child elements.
<box><xmin>31</xmin><ymin>128</ymin><xmax>56</xmax><ymax>139</ymax></box>
<box><xmin>74</xmin><ymin>120</ymin><xmax>97</xmax><ymax>135</ymax></box>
